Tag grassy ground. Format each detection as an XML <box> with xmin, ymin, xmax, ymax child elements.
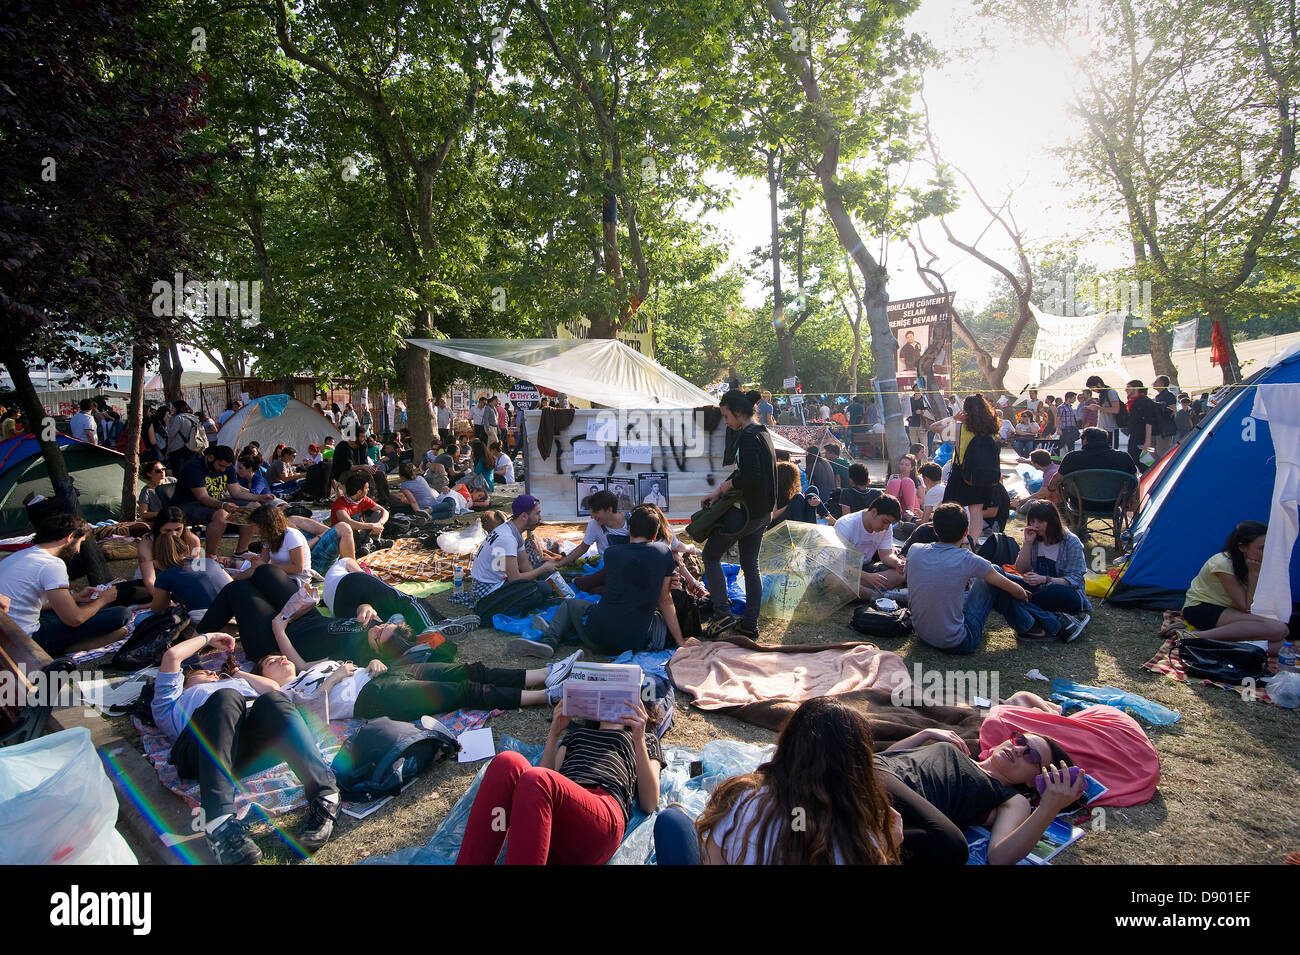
<box><xmin>100</xmin><ymin>463</ymin><xmax>1300</xmax><ymax>865</ymax></box>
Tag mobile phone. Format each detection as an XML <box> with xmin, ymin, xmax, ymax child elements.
<box><xmin>1034</xmin><ymin>765</ymin><xmax>1082</xmax><ymax>796</ymax></box>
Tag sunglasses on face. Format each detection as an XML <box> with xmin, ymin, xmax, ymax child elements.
<box><xmin>1011</xmin><ymin>734</ymin><xmax>1044</xmax><ymax>764</ymax></box>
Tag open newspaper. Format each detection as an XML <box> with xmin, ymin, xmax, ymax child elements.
<box><xmin>562</xmin><ymin>662</ymin><xmax>643</xmax><ymax>723</ymax></box>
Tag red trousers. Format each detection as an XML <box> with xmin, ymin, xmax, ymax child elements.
<box><xmin>455</xmin><ymin>750</ymin><xmax>625</xmax><ymax>865</ymax></box>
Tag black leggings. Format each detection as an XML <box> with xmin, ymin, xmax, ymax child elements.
<box><xmin>353</xmin><ymin>662</ymin><xmax>525</xmax><ymax>719</ymax></box>
<box><xmin>333</xmin><ymin>572</ymin><xmax>444</xmax><ymax>629</ymax></box>
<box><xmin>170</xmin><ymin>689</ymin><xmax>336</xmax><ymax>821</ymax></box>
<box><xmin>877</xmin><ymin>771</ymin><xmax>970</xmax><ymax>865</ymax></box>
<box><xmin>198</xmin><ymin>564</ymin><xmax>302</xmax><ymax>660</ymax></box>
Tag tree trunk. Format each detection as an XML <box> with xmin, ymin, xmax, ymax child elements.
<box><xmin>404</xmin><ymin>308</ymin><xmax>435</xmax><ymax>456</ymax></box>
<box><xmin>120</xmin><ymin>343</ymin><xmax>147</xmax><ymax>520</ymax></box>
<box><xmin>2</xmin><ymin>350</ymin><xmax>71</xmax><ymax>488</ymax></box>
<box><xmin>767</xmin><ymin>150</ymin><xmax>786</xmax><ymax>378</ymax></box>
<box><xmin>1148</xmin><ymin>321</ymin><xmax>1178</xmax><ymax>384</ymax></box>
<box><xmin>849</xmin><ymin>319</ymin><xmax>862</xmax><ymax>395</ymax></box>
<box><xmin>950</xmin><ymin>313</ymin><xmax>1004</xmax><ymax>395</ymax></box>
<box><xmin>777</xmin><ymin>331</ymin><xmax>796</xmax><ymax>382</ymax></box>
<box><xmin>1</xmin><ymin>349</ymin><xmax>110</xmax><ymax>582</ymax></box>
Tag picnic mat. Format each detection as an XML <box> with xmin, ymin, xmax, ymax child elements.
<box><xmin>668</xmin><ymin>636</ymin><xmax>984</xmax><ymax>747</ymax></box>
<box><xmin>1141</xmin><ymin>610</ymin><xmax>1275</xmax><ymax>704</ymax></box>
<box><xmin>362</xmin><ymin>537</ymin><xmax>448</xmax><ymax>584</ymax></box>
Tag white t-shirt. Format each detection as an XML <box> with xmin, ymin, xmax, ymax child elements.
<box><xmin>69</xmin><ymin>412</ymin><xmax>98</xmax><ymax>444</ymax></box>
<box><xmin>437</xmin><ymin>406</ymin><xmax>452</xmax><ymax>429</ymax></box>
<box><xmin>280</xmin><ymin>660</ymin><xmax>371</xmax><ymax>721</ymax></box>
<box><xmin>495</xmin><ymin>453</ymin><xmax>515</xmax><ymax>484</ymax></box>
<box><xmin>834</xmin><ymin>513</ymin><xmax>894</xmax><ymax>559</ymax></box>
<box><xmin>0</xmin><ymin>546</ymin><xmax>70</xmax><ymax>634</ymax></box>
<box><xmin>470</xmin><ymin>521</ymin><xmax>524</xmax><ymax>593</ymax></box>
<box><xmin>923</xmin><ymin>483</ymin><xmax>946</xmax><ymax>509</ymax></box>
<box><xmin>269</xmin><ymin>527</ymin><xmax>311</xmax><ymax>585</ymax></box>
<box><xmin>583</xmin><ymin>515</ymin><xmax>630</xmax><ymax>555</ymax></box>
<box><xmin>1097</xmin><ymin>388</ymin><xmax>1122</xmax><ymax>433</ymax></box>
<box><xmin>302</xmin><ymin>450</ymin><xmax>323</xmax><ymax>466</ymax></box>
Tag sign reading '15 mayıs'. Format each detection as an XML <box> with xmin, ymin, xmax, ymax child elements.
<box><xmin>887</xmin><ymin>292</ymin><xmax>954</xmax><ymax>392</ymax></box>
<box><xmin>508</xmin><ymin>380</ymin><xmax>541</xmax><ymax>410</ymax></box>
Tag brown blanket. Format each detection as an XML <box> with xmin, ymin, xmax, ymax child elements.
<box><xmin>668</xmin><ymin>637</ymin><xmax>985</xmax><ymax>748</ymax></box>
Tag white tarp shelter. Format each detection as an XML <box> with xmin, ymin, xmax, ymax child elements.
<box><xmin>1008</xmin><ymin>318</ymin><xmax>1300</xmax><ymax>395</ymax></box>
<box><xmin>408</xmin><ymin>336</ymin><xmax>803</xmax><ymax>453</ymax></box>
<box><xmin>215</xmin><ymin>394</ymin><xmax>342</xmax><ymax>452</ymax></box>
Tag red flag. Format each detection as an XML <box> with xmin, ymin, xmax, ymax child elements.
<box><xmin>1210</xmin><ymin>320</ymin><xmax>1230</xmax><ymax>368</ymax></box>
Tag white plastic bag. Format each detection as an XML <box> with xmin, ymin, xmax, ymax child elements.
<box><xmin>1266</xmin><ymin>670</ymin><xmax>1300</xmax><ymax>708</ymax></box>
<box><xmin>0</xmin><ymin>727</ymin><xmax>137</xmax><ymax>864</ymax></box>
<box><xmin>437</xmin><ymin>522</ymin><xmax>486</xmax><ymax>556</ymax></box>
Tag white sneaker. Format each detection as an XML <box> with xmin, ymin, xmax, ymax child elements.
<box><xmin>546</xmin><ymin>650</ymin><xmax>584</xmax><ymax>688</ymax></box>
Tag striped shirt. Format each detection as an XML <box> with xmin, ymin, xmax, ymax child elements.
<box><xmin>559</xmin><ymin>727</ymin><xmax>663</xmax><ymax>823</ymax></box>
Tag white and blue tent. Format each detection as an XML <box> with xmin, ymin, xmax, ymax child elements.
<box><xmin>1109</xmin><ymin>344</ymin><xmax>1300</xmax><ymax>622</ymax></box>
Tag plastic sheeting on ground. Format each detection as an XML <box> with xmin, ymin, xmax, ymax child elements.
<box><xmin>357</xmin><ymin>736</ymin><xmax>776</xmax><ymax>865</ymax></box>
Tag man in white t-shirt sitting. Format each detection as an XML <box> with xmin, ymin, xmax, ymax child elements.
<box><xmin>152</xmin><ymin>630</ymin><xmax>338</xmax><ymax>865</ymax></box>
<box><xmin>450</xmin><ymin>494</ymin><xmax>558</xmax><ymax>621</ymax></box>
<box><xmin>833</xmin><ymin>493</ymin><xmax>906</xmax><ymax>594</ymax></box>
<box><xmin>558</xmin><ymin>490</ymin><xmax>629</xmax><ymax>568</ymax></box>
<box><xmin>0</xmin><ymin>514</ymin><xmax>129</xmax><ymax>654</ymax></box>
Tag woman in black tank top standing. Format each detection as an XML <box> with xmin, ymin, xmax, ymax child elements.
<box><xmin>700</xmin><ymin>389</ymin><xmax>777</xmax><ymax>641</ymax></box>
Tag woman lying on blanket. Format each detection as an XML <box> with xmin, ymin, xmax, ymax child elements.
<box><xmin>1163</xmin><ymin>520</ymin><xmax>1290</xmax><ymax>665</ymax></box>
<box><xmin>656</xmin><ymin>697</ymin><xmax>902</xmax><ymax>865</ymax></box>
<box><xmin>875</xmin><ymin>690</ymin><xmax>1085</xmax><ymax>865</ymax></box>
<box><xmin>197</xmin><ymin>564</ymin><xmax>423</xmax><ymax>666</ymax></box>
<box><xmin>456</xmin><ymin>699</ymin><xmax>666</xmax><ymax>865</ymax></box>
<box><xmin>253</xmin><ymin>592</ymin><xmax>583</xmax><ymax>723</ymax></box>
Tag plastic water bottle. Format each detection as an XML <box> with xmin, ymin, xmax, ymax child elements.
<box><xmin>1280</xmin><ymin>641</ymin><xmax>1297</xmax><ymax>671</ymax></box>
<box><xmin>453</xmin><ymin>565</ymin><xmax>463</xmax><ymax>590</ymax></box>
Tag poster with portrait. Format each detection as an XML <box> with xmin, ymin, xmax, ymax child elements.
<box><xmin>887</xmin><ymin>293</ymin><xmax>954</xmax><ymax>393</ymax></box>
<box><xmin>575</xmin><ymin>476</ymin><xmax>607</xmax><ymax>516</ymax></box>
<box><xmin>637</xmin><ymin>472</ymin><xmax>669</xmax><ymax>510</ymax></box>
<box><xmin>606</xmin><ymin>477</ymin><xmax>637</xmax><ymax>513</ymax></box>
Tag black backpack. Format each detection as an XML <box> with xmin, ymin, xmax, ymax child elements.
<box><xmin>977</xmin><ymin>532</ymin><xmax>1020</xmax><ymax>567</ymax></box>
<box><xmin>849</xmin><ymin>605</ymin><xmax>913</xmax><ymax>639</ymax></box>
<box><xmin>113</xmin><ymin>609</ymin><xmax>196</xmax><ymax>672</ymax></box>
<box><xmin>960</xmin><ymin>434</ymin><xmax>1000</xmax><ymax>487</ymax></box>
<box><xmin>331</xmin><ymin>716</ymin><xmax>459</xmax><ymax>801</ymax></box>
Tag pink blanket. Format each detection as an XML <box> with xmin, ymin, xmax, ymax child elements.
<box><xmin>979</xmin><ymin>704</ymin><xmax>1159</xmax><ymax>807</ymax></box>
<box><xmin>668</xmin><ymin>637</ymin><xmax>911</xmax><ymax>711</ymax></box>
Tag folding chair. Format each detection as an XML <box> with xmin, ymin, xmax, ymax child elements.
<box><xmin>1057</xmin><ymin>469</ymin><xmax>1139</xmax><ymax>550</ymax></box>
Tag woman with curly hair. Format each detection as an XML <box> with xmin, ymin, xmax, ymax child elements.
<box><xmin>654</xmin><ymin>697</ymin><xmax>902</xmax><ymax>865</ymax></box>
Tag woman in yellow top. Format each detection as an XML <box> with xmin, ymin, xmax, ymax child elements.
<box><xmin>1168</xmin><ymin>521</ymin><xmax>1290</xmax><ymax>663</ymax></box>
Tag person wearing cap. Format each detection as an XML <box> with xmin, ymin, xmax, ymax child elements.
<box><xmin>450</xmin><ymin>494</ymin><xmax>560</xmax><ymax>624</ymax></box>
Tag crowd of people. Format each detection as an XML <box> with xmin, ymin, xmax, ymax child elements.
<box><xmin>0</xmin><ymin>376</ymin><xmax>1279</xmax><ymax>867</ymax></box>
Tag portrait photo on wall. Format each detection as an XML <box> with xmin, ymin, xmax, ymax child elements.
<box><xmin>638</xmin><ymin>472</ymin><xmax>669</xmax><ymax>510</ymax></box>
<box><xmin>606</xmin><ymin>476</ymin><xmax>637</xmax><ymax>513</ymax></box>
<box><xmin>576</xmin><ymin>476</ymin><xmax>607</xmax><ymax>516</ymax></box>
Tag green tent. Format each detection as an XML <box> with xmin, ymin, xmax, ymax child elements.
<box><xmin>0</xmin><ymin>434</ymin><xmax>133</xmax><ymax>534</ymax></box>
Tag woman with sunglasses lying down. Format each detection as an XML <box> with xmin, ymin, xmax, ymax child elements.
<box><xmin>875</xmin><ymin>690</ymin><xmax>1085</xmax><ymax>865</ymax></box>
